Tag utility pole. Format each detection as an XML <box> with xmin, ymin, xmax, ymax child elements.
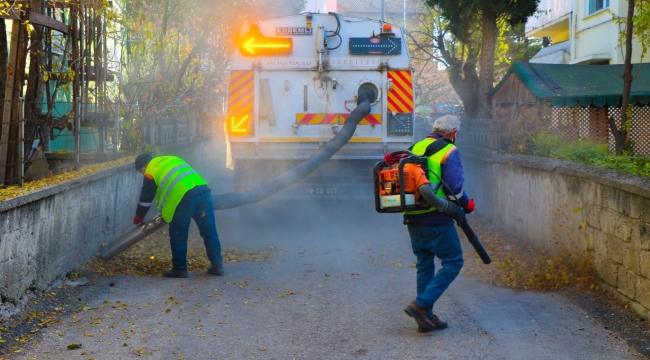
<box><xmin>403</xmin><ymin>0</ymin><xmax>406</xmax><ymax>30</ymax></box>
<box><xmin>381</xmin><ymin>0</ymin><xmax>384</xmax><ymax>22</ymax></box>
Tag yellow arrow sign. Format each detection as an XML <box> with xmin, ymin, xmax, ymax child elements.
<box><xmin>238</xmin><ymin>35</ymin><xmax>292</xmax><ymax>56</ymax></box>
<box><xmin>228</xmin><ymin>114</ymin><xmax>251</xmax><ymax>135</ymax></box>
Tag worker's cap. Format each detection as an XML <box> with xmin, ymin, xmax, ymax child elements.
<box><xmin>134</xmin><ymin>153</ymin><xmax>153</xmax><ymax>171</ymax></box>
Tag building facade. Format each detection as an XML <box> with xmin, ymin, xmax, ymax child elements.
<box><xmin>525</xmin><ymin>0</ymin><xmax>648</xmax><ymax>64</ymax></box>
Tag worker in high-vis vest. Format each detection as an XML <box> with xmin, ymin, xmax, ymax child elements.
<box><xmin>401</xmin><ymin>115</ymin><xmax>475</xmax><ymax>333</ymax></box>
<box><xmin>133</xmin><ymin>154</ymin><xmax>223</xmax><ymax>278</ymax></box>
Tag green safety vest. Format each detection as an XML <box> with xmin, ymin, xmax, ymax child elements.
<box><xmin>145</xmin><ymin>156</ymin><xmax>208</xmax><ymax>222</ymax></box>
<box><xmin>404</xmin><ymin>138</ymin><xmax>456</xmax><ymax>215</ymax></box>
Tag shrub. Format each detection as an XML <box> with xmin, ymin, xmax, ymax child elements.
<box><xmin>531</xmin><ymin>131</ymin><xmax>563</xmax><ymax>157</ymax></box>
<box><xmin>531</xmin><ymin>133</ymin><xmax>650</xmax><ymax>179</ymax></box>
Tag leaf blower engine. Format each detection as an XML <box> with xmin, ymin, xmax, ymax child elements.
<box><xmin>373</xmin><ymin>151</ymin><xmax>492</xmax><ymax>264</ymax></box>
<box><xmin>374</xmin><ymin>153</ymin><xmax>430</xmax><ymax>212</ymax></box>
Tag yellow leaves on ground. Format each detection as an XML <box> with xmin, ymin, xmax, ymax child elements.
<box><xmin>461</xmin><ymin>217</ymin><xmax>597</xmax><ymax>292</ymax></box>
<box><xmin>0</xmin><ymin>156</ymin><xmax>135</xmax><ymax>203</ymax></box>
<box><xmin>84</xmin><ymin>227</ymin><xmax>279</xmax><ymax>277</ymax></box>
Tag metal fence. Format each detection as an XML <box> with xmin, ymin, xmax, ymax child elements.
<box><xmin>460</xmin><ymin>104</ymin><xmax>650</xmax><ymax>156</ymax></box>
<box><xmin>0</xmin><ymin>100</ymin><xmax>209</xmax><ymax>187</ymax></box>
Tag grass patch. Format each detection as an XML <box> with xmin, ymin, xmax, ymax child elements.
<box><xmin>532</xmin><ymin>132</ymin><xmax>650</xmax><ymax>179</ymax></box>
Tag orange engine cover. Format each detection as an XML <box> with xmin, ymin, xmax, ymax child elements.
<box><xmin>378</xmin><ymin>164</ymin><xmax>425</xmax><ymax>196</ymax></box>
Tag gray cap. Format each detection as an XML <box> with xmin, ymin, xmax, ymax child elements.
<box><xmin>134</xmin><ymin>153</ymin><xmax>153</xmax><ymax>171</ymax></box>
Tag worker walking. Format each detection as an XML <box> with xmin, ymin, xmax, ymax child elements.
<box><xmin>133</xmin><ymin>154</ymin><xmax>224</xmax><ymax>278</ymax></box>
<box><xmin>402</xmin><ymin>115</ymin><xmax>475</xmax><ymax>332</ymax></box>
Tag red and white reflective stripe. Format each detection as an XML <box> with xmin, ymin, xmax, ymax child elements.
<box><xmin>387</xmin><ymin>70</ymin><xmax>414</xmax><ymax>113</ymax></box>
<box><xmin>296</xmin><ymin>113</ymin><xmax>340</xmax><ymax>124</ymax></box>
<box><xmin>228</xmin><ymin>70</ymin><xmax>254</xmax><ymax>115</ymax></box>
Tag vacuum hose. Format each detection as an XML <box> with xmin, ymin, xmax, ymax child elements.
<box><xmin>100</xmin><ymin>89</ymin><xmax>376</xmax><ymax>260</ymax></box>
<box><xmin>418</xmin><ymin>185</ymin><xmax>492</xmax><ymax>264</ymax></box>
<box><xmin>212</xmin><ymin>88</ymin><xmax>376</xmax><ymax>210</ymax></box>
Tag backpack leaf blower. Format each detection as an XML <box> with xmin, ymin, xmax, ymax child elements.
<box><xmin>374</xmin><ymin>151</ymin><xmax>491</xmax><ymax>264</ymax></box>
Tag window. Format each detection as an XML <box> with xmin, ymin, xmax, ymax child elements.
<box><xmin>588</xmin><ymin>0</ymin><xmax>609</xmax><ymax>15</ymax></box>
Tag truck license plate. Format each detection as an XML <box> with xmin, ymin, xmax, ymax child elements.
<box><xmin>302</xmin><ymin>187</ymin><xmax>338</xmax><ymax>195</ymax></box>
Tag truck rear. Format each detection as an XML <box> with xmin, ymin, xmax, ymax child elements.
<box><xmin>227</xmin><ymin>13</ymin><xmax>415</xmax><ymax>199</ymax></box>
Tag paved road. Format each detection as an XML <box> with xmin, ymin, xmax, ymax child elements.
<box><xmin>13</xmin><ymin>199</ymin><xmax>642</xmax><ymax>359</ymax></box>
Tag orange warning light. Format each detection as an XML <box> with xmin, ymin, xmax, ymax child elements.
<box><xmin>237</xmin><ymin>28</ymin><xmax>292</xmax><ymax>56</ymax></box>
<box><xmin>228</xmin><ymin>114</ymin><xmax>252</xmax><ymax>135</ymax></box>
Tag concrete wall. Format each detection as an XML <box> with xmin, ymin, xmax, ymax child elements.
<box><xmin>0</xmin><ymin>134</ymin><xmax>229</xmax><ymax>319</ymax></box>
<box><xmin>462</xmin><ymin>150</ymin><xmax>650</xmax><ymax>318</ymax></box>
<box><xmin>0</xmin><ymin>164</ymin><xmax>140</xmax><ymax>316</ymax></box>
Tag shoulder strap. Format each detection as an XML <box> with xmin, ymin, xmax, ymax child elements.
<box><xmin>422</xmin><ymin>138</ymin><xmax>451</xmax><ymax>157</ymax></box>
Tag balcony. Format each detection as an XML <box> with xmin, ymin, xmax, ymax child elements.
<box><xmin>525</xmin><ymin>0</ymin><xmax>572</xmax><ymax>41</ymax></box>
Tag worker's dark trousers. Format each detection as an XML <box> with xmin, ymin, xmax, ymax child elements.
<box><xmin>407</xmin><ymin>222</ymin><xmax>464</xmax><ymax>317</ymax></box>
<box><xmin>168</xmin><ymin>191</ymin><xmax>223</xmax><ymax>269</ymax></box>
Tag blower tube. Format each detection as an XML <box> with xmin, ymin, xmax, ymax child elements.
<box><xmin>418</xmin><ymin>185</ymin><xmax>492</xmax><ymax>264</ymax></box>
<box><xmin>101</xmin><ymin>215</ymin><xmax>165</xmax><ymax>260</ymax></box>
<box><xmin>212</xmin><ymin>88</ymin><xmax>376</xmax><ymax>209</ymax></box>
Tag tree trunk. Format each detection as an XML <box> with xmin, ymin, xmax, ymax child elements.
<box><xmin>449</xmin><ymin>60</ymin><xmax>479</xmax><ymax>119</ymax></box>
<box><xmin>477</xmin><ymin>4</ymin><xmax>497</xmax><ymax>119</ymax></box>
<box><xmin>157</xmin><ymin>0</ymin><xmax>170</xmax><ymax>80</ymax></box>
<box><xmin>434</xmin><ymin>34</ymin><xmax>479</xmax><ymax>118</ymax></box>
<box><xmin>0</xmin><ymin>21</ymin><xmax>7</xmax><ymax>135</ymax></box>
<box><xmin>24</xmin><ymin>1</ymin><xmax>46</xmax><ymax>162</ymax></box>
<box><xmin>617</xmin><ymin>0</ymin><xmax>635</xmax><ymax>155</ymax></box>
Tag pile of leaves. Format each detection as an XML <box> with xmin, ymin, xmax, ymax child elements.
<box><xmin>0</xmin><ymin>156</ymin><xmax>135</xmax><ymax>202</ymax></box>
<box><xmin>462</xmin><ymin>217</ymin><xmax>598</xmax><ymax>292</ymax></box>
<box><xmin>81</xmin><ymin>227</ymin><xmax>279</xmax><ymax>277</ymax></box>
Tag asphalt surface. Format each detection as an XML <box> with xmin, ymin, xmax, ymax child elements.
<box><xmin>11</xmin><ymin>198</ymin><xmax>644</xmax><ymax>359</ymax></box>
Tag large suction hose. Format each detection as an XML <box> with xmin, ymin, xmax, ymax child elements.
<box><xmin>212</xmin><ymin>89</ymin><xmax>375</xmax><ymax>209</ymax></box>
<box><xmin>418</xmin><ymin>185</ymin><xmax>492</xmax><ymax>264</ymax></box>
<box><xmin>101</xmin><ymin>89</ymin><xmax>376</xmax><ymax>260</ymax></box>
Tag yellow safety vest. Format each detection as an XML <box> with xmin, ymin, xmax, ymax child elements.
<box><xmin>145</xmin><ymin>156</ymin><xmax>208</xmax><ymax>222</ymax></box>
<box><xmin>404</xmin><ymin>138</ymin><xmax>456</xmax><ymax>215</ymax></box>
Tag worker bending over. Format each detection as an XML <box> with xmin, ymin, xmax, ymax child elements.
<box><xmin>133</xmin><ymin>154</ymin><xmax>224</xmax><ymax>278</ymax></box>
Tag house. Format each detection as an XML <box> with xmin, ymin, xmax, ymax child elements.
<box><xmin>490</xmin><ymin>62</ymin><xmax>650</xmax><ymax>155</ymax></box>
<box><xmin>525</xmin><ymin>0</ymin><xmax>648</xmax><ymax>64</ymax></box>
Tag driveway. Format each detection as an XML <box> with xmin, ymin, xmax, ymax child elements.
<box><xmin>9</xmin><ymin>199</ymin><xmax>643</xmax><ymax>359</ymax></box>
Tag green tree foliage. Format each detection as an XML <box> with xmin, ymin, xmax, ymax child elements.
<box><xmin>423</xmin><ymin>0</ymin><xmax>539</xmax><ymax>118</ymax></box>
<box><xmin>493</xmin><ymin>23</ymin><xmax>542</xmax><ymax>80</ymax></box>
<box><xmin>406</xmin><ymin>2</ymin><xmax>481</xmax><ymax>118</ymax></box>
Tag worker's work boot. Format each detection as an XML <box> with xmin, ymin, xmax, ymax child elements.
<box><xmin>417</xmin><ymin>314</ymin><xmax>448</xmax><ymax>333</ymax></box>
<box><xmin>404</xmin><ymin>300</ymin><xmax>438</xmax><ymax>332</ymax></box>
<box><xmin>163</xmin><ymin>267</ymin><xmax>189</xmax><ymax>278</ymax></box>
<box><xmin>207</xmin><ymin>263</ymin><xmax>224</xmax><ymax>276</ymax></box>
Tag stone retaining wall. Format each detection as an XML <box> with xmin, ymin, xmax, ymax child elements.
<box><xmin>462</xmin><ymin>149</ymin><xmax>650</xmax><ymax>318</ymax></box>
<box><xmin>0</xmin><ymin>163</ymin><xmax>140</xmax><ymax>317</ymax></box>
<box><xmin>0</xmin><ymin>136</ymin><xmax>228</xmax><ymax>319</ymax></box>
